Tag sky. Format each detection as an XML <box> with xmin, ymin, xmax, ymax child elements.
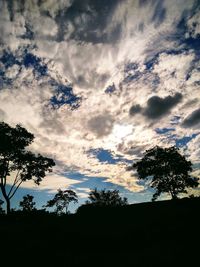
<box><xmin>0</xmin><ymin>0</ymin><xmax>200</xmax><ymax>211</ymax></box>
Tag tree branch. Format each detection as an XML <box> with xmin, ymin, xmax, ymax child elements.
<box><xmin>3</xmin><ymin>160</ymin><xmax>10</xmax><ymax>186</ymax></box>
<box><xmin>0</xmin><ymin>180</ymin><xmax>8</xmax><ymax>200</ymax></box>
<box><xmin>9</xmin><ymin>180</ymin><xmax>23</xmax><ymax>200</ymax></box>
<box><xmin>8</xmin><ymin>170</ymin><xmax>21</xmax><ymax>197</ymax></box>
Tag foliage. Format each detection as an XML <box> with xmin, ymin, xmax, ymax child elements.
<box><xmin>45</xmin><ymin>189</ymin><xmax>78</xmax><ymax>214</ymax></box>
<box><xmin>86</xmin><ymin>188</ymin><xmax>128</xmax><ymax>207</ymax></box>
<box><xmin>132</xmin><ymin>146</ymin><xmax>199</xmax><ymax>201</ymax></box>
<box><xmin>19</xmin><ymin>194</ymin><xmax>36</xmax><ymax>212</ymax></box>
<box><xmin>0</xmin><ymin>121</ymin><xmax>55</xmax><ymax>213</ymax></box>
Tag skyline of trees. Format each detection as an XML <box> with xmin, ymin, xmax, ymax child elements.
<box><xmin>0</xmin><ymin>121</ymin><xmax>199</xmax><ymax>214</ymax></box>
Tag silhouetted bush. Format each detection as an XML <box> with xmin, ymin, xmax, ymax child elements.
<box><xmin>85</xmin><ymin>188</ymin><xmax>128</xmax><ymax>207</ymax></box>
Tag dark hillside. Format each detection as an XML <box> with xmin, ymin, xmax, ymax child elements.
<box><xmin>1</xmin><ymin>198</ymin><xmax>199</xmax><ymax>266</ymax></box>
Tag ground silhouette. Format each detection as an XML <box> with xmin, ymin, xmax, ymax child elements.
<box><xmin>0</xmin><ymin>197</ymin><xmax>199</xmax><ymax>266</ymax></box>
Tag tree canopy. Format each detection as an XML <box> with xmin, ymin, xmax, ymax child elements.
<box><xmin>45</xmin><ymin>189</ymin><xmax>78</xmax><ymax>214</ymax></box>
<box><xmin>0</xmin><ymin>121</ymin><xmax>55</xmax><ymax>213</ymax></box>
<box><xmin>132</xmin><ymin>146</ymin><xmax>199</xmax><ymax>201</ymax></box>
<box><xmin>19</xmin><ymin>194</ymin><xmax>36</xmax><ymax>212</ymax></box>
<box><xmin>86</xmin><ymin>188</ymin><xmax>128</xmax><ymax>207</ymax></box>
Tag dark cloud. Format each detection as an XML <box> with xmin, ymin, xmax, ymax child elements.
<box><xmin>117</xmin><ymin>141</ymin><xmax>146</xmax><ymax>159</ymax></box>
<box><xmin>129</xmin><ymin>93</ymin><xmax>183</xmax><ymax>119</ymax></box>
<box><xmin>139</xmin><ymin>0</ymin><xmax>149</xmax><ymax>6</ymax></box>
<box><xmin>87</xmin><ymin>113</ymin><xmax>114</xmax><ymax>137</ymax></box>
<box><xmin>151</xmin><ymin>0</ymin><xmax>166</xmax><ymax>27</ymax></box>
<box><xmin>7</xmin><ymin>0</ymin><xmax>14</xmax><ymax>21</ymax></box>
<box><xmin>139</xmin><ymin>0</ymin><xmax>167</xmax><ymax>27</ymax></box>
<box><xmin>182</xmin><ymin>108</ymin><xmax>200</xmax><ymax>128</ymax></box>
<box><xmin>39</xmin><ymin>112</ymin><xmax>66</xmax><ymax>135</ymax></box>
<box><xmin>129</xmin><ymin>104</ymin><xmax>142</xmax><ymax>116</ymax></box>
<box><xmin>55</xmin><ymin>0</ymin><xmax>122</xmax><ymax>43</ymax></box>
<box><xmin>138</xmin><ymin>23</ymin><xmax>144</xmax><ymax>32</ymax></box>
<box><xmin>21</xmin><ymin>23</ymin><xmax>34</xmax><ymax>40</ymax></box>
<box><xmin>143</xmin><ymin>93</ymin><xmax>182</xmax><ymax>119</ymax></box>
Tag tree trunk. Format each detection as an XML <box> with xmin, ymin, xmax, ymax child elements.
<box><xmin>0</xmin><ymin>183</ymin><xmax>11</xmax><ymax>214</ymax></box>
<box><xmin>171</xmin><ymin>192</ymin><xmax>178</xmax><ymax>200</ymax></box>
<box><xmin>5</xmin><ymin>197</ymin><xmax>11</xmax><ymax>214</ymax></box>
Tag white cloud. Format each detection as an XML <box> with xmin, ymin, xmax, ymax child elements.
<box><xmin>0</xmin><ymin>0</ymin><xmax>200</xmax><ymax>199</ymax></box>
<box><xmin>153</xmin><ymin>52</ymin><xmax>195</xmax><ymax>90</ymax></box>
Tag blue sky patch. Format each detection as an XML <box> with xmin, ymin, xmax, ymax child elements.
<box><xmin>88</xmin><ymin>148</ymin><xmax>132</xmax><ymax>164</ymax></box>
<box><xmin>50</xmin><ymin>84</ymin><xmax>82</xmax><ymax>110</ymax></box>
<box><xmin>105</xmin><ymin>83</ymin><xmax>116</xmax><ymax>94</ymax></box>
<box><xmin>155</xmin><ymin>127</ymin><xmax>175</xmax><ymax>134</ymax></box>
<box><xmin>23</xmin><ymin>52</ymin><xmax>48</xmax><ymax>76</ymax></box>
<box><xmin>175</xmin><ymin>133</ymin><xmax>199</xmax><ymax>147</ymax></box>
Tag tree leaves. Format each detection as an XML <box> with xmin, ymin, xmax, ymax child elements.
<box><xmin>45</xmin><ymin>189</ymin><xmax>78</xmax><ymax>214</ymax></box>
<box><xmin>133</xmin><ymin>146</ymin><xmax>199</xmax><ymax>201</ymax></box>
<box><xmin>0</xmin><ymin>121</ymin><xmax>55</xmax><ymax>213</ymax></box>
<box><xmin>87</xmin><ymin>188</ymin><xmax>128</xmax><ymax>207</ymax></box>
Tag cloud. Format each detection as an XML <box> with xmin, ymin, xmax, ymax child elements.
<box><xmin>129</xmin><ymin>93</ymin><xmax>183</xmax><ymax>120</ymax></box>
<box><xmin>0</xmin><ymin>0</ymin><xmax>200</xmax><ymax>203</ymax></box>
<box><xmin>0</xmin><ymin>109</ymin><xmax>7</xmax><ymax>121</ymax></box>
<box><xmin>151</xmin><ymin>0</ymin><xmax>167</xmax><ymax>28</ymax></box>
<box><xmin>182</xmin><ymin>108</ymin><xmax>200</xmax><ymax>128</ymax></box>
<box><xmin>7</xmin><ymin>172</ymin><xmax>81</xmax><ymax>194</ymax></box>
<box><xmin>129</xmin><ymin>104</ymin><xmax>142</xmax><ymax>116</ymax></box>
<box><xmin>87</xmin><ymin>112</ymin><xmax>115</xmax><ymax>138</ymax></box>
<box><xmin>143</xmin><ymin>93</ymin><xmax>183</xmax><ymax>119</ymax></box>
<box><xmin>55</xmin><ymin>0</ymin><xmax>122</xmax><ymax>43</ymax></box>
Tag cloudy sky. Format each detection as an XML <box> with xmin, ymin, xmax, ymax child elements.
<box><xmin>0</xmin><ymin>0</ymin><xmax>200</xmax><ymax>210</ymax></box>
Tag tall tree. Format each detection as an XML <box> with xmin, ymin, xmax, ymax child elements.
<box><xmin>19</xmin><ymin>194</ymin><xmax>36</xmax><ymax>212</ymax></box>
<box><xmin>86</xmin><ymin>188</ymin><xmax>128</xmax><ymax>206</ymax></box>
<box><xmin>132</xmin><ymin>146</ymin><xmax>199</xmax><ymax>201</ymax></box>
<box><xmin>45</xmin><ymin>189</ymin><xmax>78</xmax><ymax>214</ymax></box>
<box><xmin>0</xmin><ymin>122</ymin><xmax>55</xmax><ymax>213</ymax></box>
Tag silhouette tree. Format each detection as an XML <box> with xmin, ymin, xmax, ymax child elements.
<box><xmin>19</xmin><ymin>194</ymin><xmax>36</xmax><ymax>212</ymax></box>
<box><xmin>0</xmin><ymin>199</ymin><xmax>4</xmax><ymax>214</ymax></box>
<box><xmin>86</xmin><ymin>188</ymin><xmax>128</xmax><ymax>206</ymax></box>
<box><xmin>132</xmin><ymin>146</ymin><xmax>199</xmax><ymax>201</ymax></box>
<box><xmin>45</xmin><ymin>189</ymin><xmax>78</xmax><ymax>214</ymax></box>
<box><xmin>0</xmin><ymin>122</ymin><xmax>55</xmax><ymax>213</ymax></box>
